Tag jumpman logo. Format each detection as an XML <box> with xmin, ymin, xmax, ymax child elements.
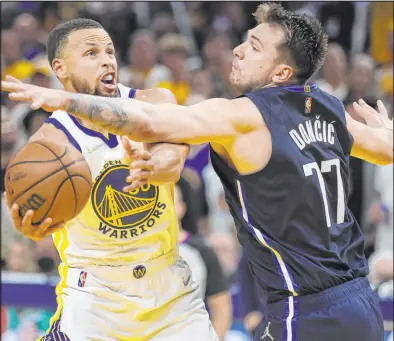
<box><xmin>261</xmin><ymin>322</ymin><xmax>274</xmax><ymax>340</ymax></box>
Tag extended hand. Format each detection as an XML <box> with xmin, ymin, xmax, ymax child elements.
<box><xmin>1</xmin><ymin>75</ymin><xmax>68</xmax><ymax>112</ymax></box>
<box><xmin>4</xmin><ymin>192</ymin><xmax>64</xmax><ymax>242</ymax></box>
<box><xmin>353</xmin><ymin>99</ymin><xmax>393</xmax><ymax>130</ymax></box>
<box><xmin>121</xmin><ymin>137</ymin><xmax>155</xmax><ymax>192</ymax></box>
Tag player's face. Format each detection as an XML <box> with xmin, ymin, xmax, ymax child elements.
<box><xmin>230</xmin><ymin>23</ymin><xmax>293</xmax><ymax>93</ymax></box>
<box><xmin>56</xmin><ymin>28</ymin><xmax>118</xmax><ymax>97</ymax></box>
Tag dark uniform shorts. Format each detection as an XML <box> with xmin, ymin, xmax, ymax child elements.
<box><xmin>253</xmin><ymin>277</ymin><xmax>384</xmax><ymax>341</ymax></box>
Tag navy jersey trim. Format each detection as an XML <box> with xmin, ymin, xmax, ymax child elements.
<box><xmin>129</xmin><ymin>88</ymin><xmax>137</xmax><ymax>98</ymax></box>
<box><xmin>45</xmin><ymin>117</ymin><xmax>82</xmax><ymax>153</ymax></box>
<box><xmin>235</xmin><ymin>179</ymin><xmax>298</xmax><ymax>295</ymax></box>
<box><xmin>67</xmin><ymin>114</ymin><xmax>119</xmax><ymax>148</ymax></box>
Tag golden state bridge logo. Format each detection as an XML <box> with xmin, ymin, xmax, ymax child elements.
<box><xmin>92</xmin><ymin>164</ymin><xmax>166</xmax><ymax>239</ymax></box>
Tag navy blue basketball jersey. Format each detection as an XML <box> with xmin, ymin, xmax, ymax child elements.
<box><xmin>210</xmin><ymin>84</ymin><xmax>369</xmax><ymax>304</ymax></box>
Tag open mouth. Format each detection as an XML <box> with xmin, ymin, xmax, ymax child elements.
<box><xmin>100</xmin><ymin>73</ymin><xmax>116</xmax><ymax>89</ymax></box>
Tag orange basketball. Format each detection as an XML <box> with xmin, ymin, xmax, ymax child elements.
<box><xmin>5</xmin><ymin>139</ymin><xmax>92</xmax><ymax>226</ymax></box>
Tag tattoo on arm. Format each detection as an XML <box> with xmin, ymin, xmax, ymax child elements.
<box><xmin>66</xmin><ymin>94</ymin><xmax>137</xmax><ymax>135</ymax></box>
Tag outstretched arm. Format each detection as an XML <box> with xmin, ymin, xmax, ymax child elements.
<box><xmin>65</xmin><ymin>94</ymin><xmax>240</xmax><ymax>145</ymax></box>
<box><xmin>1</xmin><ymin>77</ymin><xmax>259</xmax><ymax>145</ymax></box>
<box><xmin>347</xmin><ymin>99</ymin><xmax>393</xmax><ymax>165</ymax></box>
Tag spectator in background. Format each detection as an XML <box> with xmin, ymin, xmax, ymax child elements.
<box><xmin>344</xmin><ymin>54</ymin><xmax>378</xmax><ymax>108</ymax></box>
<box><xmin>202</xmin><ymin>32</ymin><xmax>234</xmax><ymax>98</ymax></box>
<box><xmin>175</xmin><ymin>183</ymin><xmax>232</xmax><ymax>341</ymax></box>
<box><xmin>12</xmin><ymin>13</ymin><xmax>46</xmax><ymax>60</ymax></box>
<box><xmin>344</xmin><ymin>54</ymin><xmax>379</xmax><ymax>229</ymax></box>
<box><xmin>35</xmin><ymin>237</ymin><xmax>61</xmax><ymax>276</ymax></box>
<box><xmin>151</xmin><ymin>12</ymin><xmax>178</xmax><ymax>39</ymax></box>
<box><xmin>5</xmin><ymin>238</ymin><xmax>37</xmax><ymax>273</ymax></box>
<box><xmin>377</xmin><ymin>18</ymin><xmax>393</xmax><ymax>114</ymax></box>
<box><xmin>208</xmin><ymin>231</ymin><xmax>240</xmax><ymax>284</ymax></box>
<box><xmin>189</xmin><ymin>69</ymin><xmax>214</xmax><ymax>101</ymax></box>
<box><xmin>119</xmin><ymin>30</ymin><xmax>170</xmax><ymax>89</ymax></box>
<box><xmin>22</xmin><ymin>108</ymin><xmax>51</xmax><ymax>137</ymax></box>
<box><xmin>1</xmin><ymin>30</ymin><xmax>34</xmax><ymax>81</ymax></box>
<box><xmin>315</xmin><ymin>43</ymin><xmax>349</xmax><ymax>101</ymax></box>
<box><xmin>237</xmin><ymin>253</ymin><xmax>265</xmax><ymax>339</ymax></box>
<box><xmin>1</xmin><ymin>108</ymin><xmax>19</xmax><ymax>192</ymax></box>
<box><xmin>156</xmin><ymin>33</ymin><xmax>192</xmax><ymax>104</ymax></box>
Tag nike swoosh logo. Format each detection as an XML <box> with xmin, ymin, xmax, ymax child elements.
<box><xmin>86</xmin><ymin>144</ymin><xmax>103</xmax><ymax>154</ymax></box>
<box><xmin>316</xmin><ymin>115</ymin><xmax>320</xmax><ymax>119</ymax></box>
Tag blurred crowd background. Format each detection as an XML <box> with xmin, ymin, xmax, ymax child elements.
<box><xmin>1</xmin><ymin>2</ymin><xmax>393</xmax><ymax>340</ymax></box>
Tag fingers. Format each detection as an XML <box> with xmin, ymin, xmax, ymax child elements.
<box><xmin>352</xmin><ymin>101</ymin><xmax>372</xmax><ymax>121</ymax></box>
<box><xmin>20</xmin><ymin>210</ymin><xmax>35</xmax><ymax>235</ymax></box>
<box><xmin>358</xmin><ymin>99</ymin><xmax>378</xmax><ymax>115</ymax></box>
<box><xmin>129</xmin><ymin>159</ymin><xmax>155</xmax><ymax>172</ymax></box>
<box><xmin>5</xmin><ymin>75</ymin><xmax>23</xmax><ymax>83</ymax></box>
<box><xmin>1</xmin><ymin>80</ymin><xmax>25</xmax><ymax>93</ymax></box>
<box><xmin>31</xmin><ymin>98</ymin><xmax>44</xmax><ymax>110</ymax></box>
<box><xmin>122</xmin><ymin>137</ymin><xmax>151</xmax><ymax>162</ymax></box>
<box><xmin>10</xmin><ymin>203</ymin><xmax>23</xmax><ymax>229</ymax></box>
<box><xmin>377</xmin><ymin>100</ymin><xmax>388</xmax><ymax>117</ymax></box>
<box><xmin>121</xmin><ymin>136</ymin><xmax>135</xmax><ymax>158</ymax></box>
<box><xmin>9</xmin><ymin>91</ymin><xmax>33</xmax><ymax>102</ymax></box>
<box><xmin>123</xmin><ymin>179</ymin><xmax>148</xmax><ymax>192</ymax></box>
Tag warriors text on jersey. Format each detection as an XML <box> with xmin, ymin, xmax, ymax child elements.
<box><xmin>45</xmin><ymin>83</ymin><xmax>179</xmax><ymax>269</ymax></box>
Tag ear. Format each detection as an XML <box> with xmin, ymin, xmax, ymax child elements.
<box><xmin>52</xmin><ymin>58</ymin><xmax>68</xmax><ymax>81</ymax></box>
<box><xmin>272</xmin><ymin>64</ymin><xmax>294</xmax><ymax>85</ymax></box>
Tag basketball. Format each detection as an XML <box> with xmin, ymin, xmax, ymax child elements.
<box><xmin>5</xmin><ymin>139</ymin><xmax>92</xmax><ymax>226</ymax></box>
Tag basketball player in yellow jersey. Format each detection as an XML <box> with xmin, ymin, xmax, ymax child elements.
<box><xmin>4</xmin><ymin>19</ymin><xmax>219</xmax><ymax>341</ymax></box>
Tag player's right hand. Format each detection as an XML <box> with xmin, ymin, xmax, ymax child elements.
<box><xmin>4</xmin><ymin>192</ymin><xmax>64</xmax><ymax>242</ymax></box>
<box><xmin>1</xmin><ymin>75</ymin><xmax>69</xmax><ymax>113</ymax></box>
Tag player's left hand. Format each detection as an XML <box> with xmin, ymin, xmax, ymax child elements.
<box><xmin>121</xmin><ymin>137</ymin><xmax>155</xmax><ymax>191</ymax></box>
<box><xmin>1</xmin><ymin>75</ymin><xmax>69</xmax><ymax>112</ymax></box>
<box><xmin>352</xmin><ymin>99</ymin><xmax>393</xmax><ymax>130</ymax></box>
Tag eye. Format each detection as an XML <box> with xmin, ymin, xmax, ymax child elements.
<box><xmin>107</xmin><ymin>49</ymin><xmax>115</xmax><ymax>55</ymax></box>
<box><xmin>252</xmin><ymin>45</ymin><xmax>258</xmax><ymax>51</ymax></box>
<box><xmin>87</xmin><ymin>50</ymin><xmax>96</xmax><ymax>56</ymax></box>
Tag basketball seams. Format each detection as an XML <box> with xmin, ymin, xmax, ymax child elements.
<box><xmin>33</xmin><ymin>176</ymin><xmax>73</xmax><ymax>225</ymax></box>
<box><xmin>33</xmin><ymin>174</ymin><xmax>91</xmax><ymax>225</ymax></box>
<box><xmin>10</xmin><ymin>158</ymin><xmax>86</xmax><ymax>205</ymax></box>
<box><xmin>33</xmin><ymin>142</ymin><xmax>80</xmax><ymax>219</ymax></box>
<box><xmin>6</xmin><ymin>141</ymin><xmax>68</xmax><ymax>170</ymax></box>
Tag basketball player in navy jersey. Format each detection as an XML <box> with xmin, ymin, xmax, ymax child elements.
<box><xmin>3</xmin><ymin>4</ymin><xmax>393</xmax><ymax>341</ymax></box>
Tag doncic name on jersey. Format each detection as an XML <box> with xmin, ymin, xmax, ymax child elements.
<box><xmin>92</xmin><ymin>161</ymin><xmax>166</xmax><ymax>239</ymax></box>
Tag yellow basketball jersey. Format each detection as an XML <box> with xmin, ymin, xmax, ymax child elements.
<box><xmin>46</xmin><ymin>84</ymin><xmax>179</xmax><ymax>268</ymax></box>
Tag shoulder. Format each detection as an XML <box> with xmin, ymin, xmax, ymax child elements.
<box><xmin>136</xmin><ymin>88</ymin><xmax>177</xmax><ymax>104</ymax></box>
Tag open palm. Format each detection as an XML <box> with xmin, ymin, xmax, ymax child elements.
<box><xmin>1</xmin><ymin>75</ymin><xmax>68</xmax><ymax>112</ymax></box>
<box><xmin>353</xmin><ymin>99</ymin><xmax>393</xmax><ymax>130</ymax></box>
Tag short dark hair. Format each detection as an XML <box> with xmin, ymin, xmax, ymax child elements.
<box><xmin>254</xmin><ymin>3</ymin><xmax>328</xmax><ymax>84</ymax></box>
<box><xmin>47</xmin><ymin>18</ymin><xmax>104</xmax><ymax>67</ymax></box>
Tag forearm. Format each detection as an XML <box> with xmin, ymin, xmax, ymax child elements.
<box><xmin>64</xmin><ymin>92</ymin><xmax>157</xmax><ymax>142</ymax></box>
<box><xmin>208</xmin><ymin>292</ymin><xmax>233</xmax><ymax>340</ymax></box>
<box><xmin>351</xmin><ymin>127</ymin><xmax>393</xmax><ymax>165</ymax></box>
<box><xmin>62</xmin><ymin>91</ymin><xmax>238</xmax><ymax>145</ymax></box>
